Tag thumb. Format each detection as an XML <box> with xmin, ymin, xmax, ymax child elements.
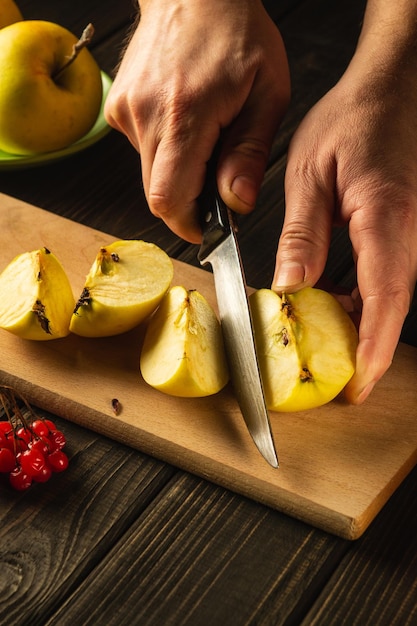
<box><xmin>216</xmin><ymin>83</ymin><xmax>289</xmax><ymax>214</ymax></box>
<box><xmin>217</xmin><ymin>136</ymin><xmax>271</xmax><ymax>214</ymax></box>
<box><xmin>272</xmin><ymin>159</ymin><xmax>335</xmax><ymax>292</ymax></box>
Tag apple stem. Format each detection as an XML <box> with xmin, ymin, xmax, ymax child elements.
<box><xmin>53</xmin><ymin>23</ymin><xmax>95</xmax><ymax>81</ymax></box>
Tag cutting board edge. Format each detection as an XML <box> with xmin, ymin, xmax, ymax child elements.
<box><xmin>0</xmin><ymin>368</ymin><xmax>399</xmax><ymax>541</ymax></box>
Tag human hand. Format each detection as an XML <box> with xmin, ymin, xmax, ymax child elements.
<box><xmin>104</xmin><ymin>0</ymin><xmax>290</xmax><ymax>242</ymax></box>
<box><xmin>273</xmin><ymin>61</ymin><xmax>417</xmax><ymax>404</ymax></box>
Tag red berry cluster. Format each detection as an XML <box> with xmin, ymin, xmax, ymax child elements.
<box><xmin>0</xmin><ymin>386</ymin><xmax>69</xmax><ymax>491</ymax></box>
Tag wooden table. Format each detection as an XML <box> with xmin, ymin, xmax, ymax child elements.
<box><xmin>1</xmin><ymin>1</ymin><xmax>417</xmax><ymax>624</ymax></box>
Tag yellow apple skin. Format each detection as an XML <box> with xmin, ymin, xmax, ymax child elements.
<box><xmin>70</xmin><ymin>240</ymin><xmax>174</xmax><ymax>338</ymax></box>
<box><xmin>0</xmin><ymin>247</ymin><xmax>75</xmax><ymax>340</ymax></box>
<box><xmin>140</xmin><ymin>286</ymin><xmax>229</xmax><ymax>397</ymax></box>
<box><xmin>0</xmin><ymin>20</ymin><xmax>102</xmax><ymax>155</ymax></box>
<box><xmin>250</xmin><ymin>287</ymin><xmax>358</xmax><ymax>412</ymax></box>
<box><xmin>0</xmin><ymin>0</ymin><xmax>23</xmax><ymax>29</ymax></box>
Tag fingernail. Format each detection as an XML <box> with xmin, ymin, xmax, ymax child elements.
<box><xmin>352</xmin><ymin>381</ymin><xmax>375</xmax><ymax>405</ymax></box>
<box><xmin>273</xmin><ymin>262</ymin><xmax>305</xmax><ymax>291</ymax></box>
<box><xmin>231</xmin><ymin>175</ymin><xmax>257</xmax><ymax>207</ymax></box>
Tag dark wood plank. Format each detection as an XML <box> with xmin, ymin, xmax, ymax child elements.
<box><xmin>272</xmin><ymin>0</ymin><xmax>367</xmax><ymax>160</ymax></box>
<box><xmin>303</xmin><ymin>463</ymin><xmax>417</xmax><ymax>625</ymax></box>
<box><xmin>45</xmin><ymin>472</ymin><xmax>349</xmax><ymax>626</ymax></box>
<box><xmin>0</xmin><ymin>412</ymin><xmax>176</xmax><ymax>626</ymax></box>
<box><xmin>0</xmin><ymin>129</ymin><xmax>188</xmax><ymax>258</ymax></box>
<box><xmin>17</xmin><ymin>0</ymin><xmax>137</xmax><ymax>39</ymax></box>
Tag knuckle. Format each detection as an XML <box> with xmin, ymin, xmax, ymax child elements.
<box><xmin>364</xmin><ymin>285</ymin><xmax>411</xmax><ymax>335</ymax></box>
<box><xmin>279</xmin><ymin>219</ymin><xmax>329</xmax><ymax>251</ymax></box>
<box><xmin>230</xmin><ymin>138</ymin><xmax>270</xmax><ymax>165</ymax></box>
<box><xmin>384</xmin><ymin>285</ymin><xmax>412</xmax><ymax>319</ymax></box>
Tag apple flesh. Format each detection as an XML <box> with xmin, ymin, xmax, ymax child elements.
<box><xmin>140</xmin><ymin>286</ymin><xmax>229</xmax><ymax>397</ymax></box>
<box><xmin>0</xmin><ymin>247</ymin><xmax>75</xmax><ymax>340</ymax></box>
<box><xmin>249</xmin><ymin>287</ymin><xmax>358</xmax><ymax>412</ymax></box>
<box><xmin>0</xmin><ymin>0</ymin><xmax>23</xmax><ymax>29</ymax></box>
<box><xmin>70</xmin><ymin>240</ymin><xmax>174</xmax><ymax>337</ymax></box>
<box><xmin>0</xmin><ymin>20</ymin><xmax>102</xmax><ymax>155</ymax></box>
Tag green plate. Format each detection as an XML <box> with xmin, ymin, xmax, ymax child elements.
<box><xmin>0</xmin><ymin>71</ymin><xmax>113</xmax><ymax>170</ymax></box>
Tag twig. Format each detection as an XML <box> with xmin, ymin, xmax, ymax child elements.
<box><xmin>53</xmin><ymin>23</ymin><xmax>95</xmax><ymax>81</ymax></box>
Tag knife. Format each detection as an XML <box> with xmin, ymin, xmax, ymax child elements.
<box><xmin>197</xmin><ymin>177</ymin><xmax>279</xmax><ymax>468</ymax></box>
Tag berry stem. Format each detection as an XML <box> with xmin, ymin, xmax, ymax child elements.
<box><xmin>0</xmin><ymin>385</ymin><xmax>69</xmax><ymax>489</ymax></box>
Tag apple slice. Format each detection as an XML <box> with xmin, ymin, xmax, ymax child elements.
<box><xmin>70</xmin><ymin>240</ymin><xmax>173</xmax><ymax>337</ymax></box>
<box><xmin>0</xmin><ymin>247</ymin><xmax>75</xmax><ymax>340</ymax></box>
<box><xmin>140</xmin><ymin>286</ymin><xmax>229</xmax><ymax>397</ymax></box>
<box><xmin>250</xmin><ymin>287</ymin><xmax>358</xmax><ymax>412</ymax></box>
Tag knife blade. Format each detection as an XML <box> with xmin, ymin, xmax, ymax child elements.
<box><xmin>198</xmin><ymin>182</ymin><xmax>278</xmax><ymax>468</ymax></box>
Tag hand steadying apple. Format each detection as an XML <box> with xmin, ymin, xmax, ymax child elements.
<box><xmin>104</xmin><ymin>0</ymin><xmax>417</xmax><ymax>405</ymax></box>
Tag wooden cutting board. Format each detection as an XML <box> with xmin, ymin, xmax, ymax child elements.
<box><xmin>1</xmin><ymin>192</ymin><xmax>416</xmax><ymax>540</ymax></box>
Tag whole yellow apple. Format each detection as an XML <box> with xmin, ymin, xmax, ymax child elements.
<box><xmin>0</xmin><ymin>0</ymin><xmax>22</xmax><ymax>29</ymax></box>
<box><xmin>70</xmin><ymin>240</ymin><xmax>174</xmax><ymax>337</ymax></box>
<box><xmin>140</xmin><ymin>286</ymin><xmax>229</xmax><ymax>397</ymax></box>
<box><xmin>0</xmin><ymin>247</ymin><xmax>75</xmax><ymax>340</ymax></box>
<box><xmin>250</xmin><ymin>287</ymin><xmax>358</xmax><ymax>412</ymax></box>
<box><xmin>0</xmin><ymin>20</ymin><xmax>102</xmax><ymax>155</ymax></box>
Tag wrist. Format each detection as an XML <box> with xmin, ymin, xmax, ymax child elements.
<box><xmin>138</xmin><ymin>0</ymin><xmax>264</xmax><ymax>14</ymax></box>
<box><xmin>353</xmin><ymin>0</ymin><xmax>417</xmax><ymax>84</ymax></box>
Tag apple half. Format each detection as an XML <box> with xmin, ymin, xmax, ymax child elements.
<box><xmin>70</xmin><ymin>240</ymin><xmax>174</xmax><ymax>337</ymax></box>
<box><xmin>0</xmin><ymin>247</ymin><xmax>75</xmax><ymax>340</ymax></box>
<box><xmin>249</xmin><ymin>287</ymin><xmax>358</xmax><ymax>412</ymax></box>
<box><xmin>140</xmin><ymin>286</ymin><xmax>229</xmax><ymax>397</ymax></box>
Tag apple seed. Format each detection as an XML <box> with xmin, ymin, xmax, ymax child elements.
<box><xmin>73</xmin><ymin>287</ymin><xmax>92</xmax><ymax>315</ymax></box>
<box><xmin>111</xmin><ymin>398</ymin><xmax>121</xmax><ymax>415</ymax></box>
<box><xmin>281</xmin><ymin>294</ymin><xmax>295</xmax><ymax>319</ymax></box>
<box><xmin>280</xmin><ymin>327</ymin><xmax>290</xmax><ymax>346</ymax></box>
<box><xmin>32</xmin><ymin>299</ymin><xmax>51</xmax><ymax>334</ymax></box>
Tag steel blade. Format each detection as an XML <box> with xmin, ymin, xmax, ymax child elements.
<box><xmin>203</xmin><ymin>233</ymin><xmax>278</xmax><ymax>468</ymax></box>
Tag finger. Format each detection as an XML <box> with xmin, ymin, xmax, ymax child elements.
<box><xmin>104</xmin><ymin>87</ymin><xmax>141</xmax><ymax>153</ymax></box>
<box><xmin>217</xmin><ymin>77</ymin><xmax>289</xmax><ymax>214</ymax></box>
<box><xmin>142</xmin><ymin>122</ymin><xmax>220</xmax><ymax>243</ymax></box>
<box><xmin>272</xmin><ymin>150</ymin><xmax>336</xmax><ymax>292</ymax></box>
<box><xmin>106</xmin><ymin>74</ymin><xmax>213</xmax><ymax>243</ymax></box>
<box><xmin>344</xmin><ymin>297</ymin><xmax>405</xmax><ymax>405</ymax></box>
<box><xmin>344</xmin><ymin>212</ymin><xmax>413</xmax><ymax>404</ymax></box>
<box><xmin>218</xmin><ymin>136</ymin><xmax>271</xmax><ymax>214</ymax></box>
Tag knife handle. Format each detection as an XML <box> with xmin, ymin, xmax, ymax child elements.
<box><xmin>198</xmin><ymin>159</ymin><xmax>238</xmax><ymax>264</ymax></box>
<box><xmin>197</xmin><ymin>193</ymin><xmax>229</xmax><ymax>262</ymax></box>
